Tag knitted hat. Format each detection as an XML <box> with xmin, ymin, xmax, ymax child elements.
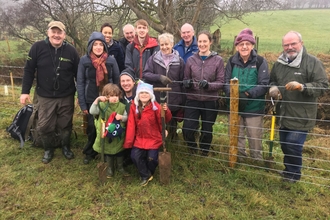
<box><xmin>120</xmin><ymin>68</ymin><xmax>136</xmax><ymax>82</ymax></box>
<box><xmin>234</xmin><ymin>28</ymin><xmax>256</xmax><ymax>46</ymax></box>
<box><xmin>48</xmin><ymin>21</ymin><xmax>66</xmax><ymax>31</ymax></box>
<box><xmin>134</xmin><ymin>81</ymin><xmax>158</xmax><ymax>113</ymax></box>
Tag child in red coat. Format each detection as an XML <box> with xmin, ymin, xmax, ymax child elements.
<box><xmin>123</xmin><ymin>82</ymin><xmax>172</xmax><ymax>186</ymax></box>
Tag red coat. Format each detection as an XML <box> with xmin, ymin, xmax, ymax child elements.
<box><xmin>123</xmin><ymin>101</ymin><xmax>172</xmax><ymax>150</ymax></box>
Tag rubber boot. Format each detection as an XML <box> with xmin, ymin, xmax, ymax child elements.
<box><xmin>117</xmin><ymin>156</ymin><xmax>129</xmax><ymax>176</ymax></box>
<box><xmin>41</xmin><ymin>136</ymin><xmax>54</xmax><ymax>164</ymax></box>
<box><xmin>107</xmin><ymin>156</ymin><xmax>115</xmax><ymax>178</ymax></box>
<box><xmin>61</xmin><ymin>129</ymin><xmax>74</xmax><ymax>159</ymax></box>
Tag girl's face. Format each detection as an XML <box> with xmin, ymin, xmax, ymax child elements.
<box><xmin>139</xmin><ymin>92</ymin><xmax>151</xmax><ymax>104</ymax></box>
<box><xmin>102</xmin><ymin>26</ymin><xmax>113</xmax><ymax>44</ymax></box>
<box><xmin>198</xmin><ymin>33</ymin><xmax>211</xmax><ymax>56</ymax></box>
<box><xmin>159</xmin><ymin>37</ymin><xmax>173</xmax><ymax>55</ymax></box>
<box><xmin>92</xmin><ymin>40</ymin><xmax>105</xmax><ymax>56</ymax></box>
<box><xmin>107</xmin><ymin>95</ymin><xmax>119</xmax><ymax>103</ymax></box>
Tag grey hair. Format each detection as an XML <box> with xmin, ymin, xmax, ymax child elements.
<box><xmin>122</xmin><ymin>24</ymin><xmax>134</xmax><ymax>32</ymax></box>
<box><xmin>181</xmin><ymin>23</ymin><xmax>194</xmax><ymax>33</ymax></box>
<box><xmin>158</xmin><ymin>33</ymin><xmax>174</xmax><ymax>44</ymax></box>
<box><xmin>283</xmin><ymin>31</ymin><xmax>303</xmax><ymax>42</ymax></box>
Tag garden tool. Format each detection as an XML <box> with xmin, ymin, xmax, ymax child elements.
<box><xmin>265</xmin><ymin>96</ymin><xmax>278</xmax><ymax>168</ymax></box>
<box><xmin>154</xmin><ymin>87</ymin><xmax>172</xmax><ymax>185</ymax></box>
<box><xmin>97</xmin><ymin>102</ymin><xmax>108</xmax><ymax>183</ymax></box>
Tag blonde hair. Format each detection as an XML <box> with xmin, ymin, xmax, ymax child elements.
<box><xmin>134</xmin><ymin>19</ymin><xmax>149</xmax><ymax>28</ymax></box>
<box><xmin>102</xmin><ymin>83</ymin><xmax>122</xmax><ymax>99</ymax></box>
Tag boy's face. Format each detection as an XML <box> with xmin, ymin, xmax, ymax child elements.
<box><xmin>135</xmin><ymin>24</ymin><xmax>148</xmax><ymax>39</ymax></box>
<box><xmin>107</xmin><ymin>95</ymin><xmax>119</xmax><ymax>103</ymax></box>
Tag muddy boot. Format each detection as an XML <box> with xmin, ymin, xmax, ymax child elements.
<box><xmin>117</xmin><ymin>156</ymin><xmax>129</xmax><ymax>176</ymax></box>
<box><xmin>41</xmin><ymin>136</ymin><xmax>54</xmax><ymax>164</ymax></box>
<box><xmin>61</xmin><ymin>129</ymin><xmax>74</xmax><ymax>159</ymax></box>
<box><xmin>107</xmin><ymin>156</ymin><xmax>115</xmax><ymax>178</ymax></box>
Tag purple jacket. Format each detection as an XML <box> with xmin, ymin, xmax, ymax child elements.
<box><xmin>184</xmin><ymin>52</ymin><xmax>225</xmax><ymax>101</ymax></box>
<box><xmin>143</xmin><ymin>50</ymin><xmax>185</xmax><ymax>112</ymax></box>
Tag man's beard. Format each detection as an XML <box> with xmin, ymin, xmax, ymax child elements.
<box><xmin>284</xmin><ymin>49</ymin><xmax>299</xmax><ymax>60</ymax></box>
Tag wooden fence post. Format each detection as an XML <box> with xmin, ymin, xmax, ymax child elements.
<box><xmin>229</xmin><ymin>78</ymin><xmax>239</xmax><ymax>167</ymax></box>
<box><xmin>10</xmin><ymin>72</ymin><xmax>15</xmax><ymax>101</ymax></box>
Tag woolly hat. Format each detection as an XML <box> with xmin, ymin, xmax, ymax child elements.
<box><xmin>134</xmin><ymin>81</ymin><xmax>158</xmax><ymax>113</ymax></box>
<box><xmin>119</xmin><ymin>68</ymin><xmax>136</xmax><ymax>82</ymax></box>
<box><xmin>234</xmin><ymin>28</ymin><xmax>256</xmax><ymax>46</ymax></box>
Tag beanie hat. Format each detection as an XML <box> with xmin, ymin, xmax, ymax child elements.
<box><xmin>120</xmin><ymin>68</ymin><xmax>136</xmax><ymax>83</ymax></box>
<box><xmin>104</xmin><ymin>112</ymin><xmax>125</xmax><ymax>143</ymax></box>
<box><xmin>134</xmin><ymin>81</ymin><xmax>158</xmax><ymax>113</ymax></box>
<box><xmin>234</xmin><ymin>28</ymin><xmax>256</xmax><ymax>46</ymax></box>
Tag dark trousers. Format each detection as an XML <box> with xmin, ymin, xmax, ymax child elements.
<box><xmin>82</xmin><ymin>103</ymin><xmax>98</xmax><ymax>158</ymax></box>
<box><xmin>131</xmin><ymin>147</ymin><xmax>159</xmax><ymax>180</ymax></box>
<box><xmin>279</xmin><ymin>128</ymin><xmax>307</xmax><ymax>180</ymax></box>
<box><xmin>183</xmin><ymin>99</ymin><xmax>218</xmax><ymax>152</ymax></box>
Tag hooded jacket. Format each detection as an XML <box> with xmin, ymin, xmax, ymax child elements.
<box><xmin>123</xmin><ymin>100</ymin><xmax>172</xmax><ymax>150</ymax></box>
<box><xmin>142</xmin><ymin>49</ymin><xmax>185</xmax><ymax>112</ymax></box>
<box><xmin>22</xmin><ymin>38</ymin><xmax>80</xmax><ymax>98</ymax></box>
<box><xmin>173</xmin><ymin>36</ymin><xmax>198</xmax><ymax>63</ymax></box>
<box><xmin>270</xmin><ymin>46</ymin><xmax>328</xmax><ymax>130</ymax></box>
<box><xmin>77</xmin><ymin>32</ymin><xmax>120</xmax><ymax>111</ymax></box>
<box><xmin>183</xmin><ymin>52</ymin><xmax>225</xmax><ymax>101</ymax></box>
<box><xmin>124</xmin><ymin>34</ymin><xmax>159</xmax><ymax>79</ymax></box>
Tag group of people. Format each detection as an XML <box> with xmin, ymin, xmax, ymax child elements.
<box><xmin>19</xmin><ymin>19</ymin><xmax>328</xmax><ymax>185</ymax></box>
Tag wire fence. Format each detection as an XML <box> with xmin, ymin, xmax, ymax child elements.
<box><xmin>1</xmin><ymin>70</ymin><xmax>330</xmax><ymax>187</ymax></box>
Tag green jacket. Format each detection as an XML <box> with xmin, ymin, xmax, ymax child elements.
<box><xmin>92</xmin><ymin>102</ymin><xmax>126</xmax><ymax>155</ymax></box>
<box><xmin>270</xmin><ymin>46</ymin><xmax>328</xmax><ymax>131</ymax></box>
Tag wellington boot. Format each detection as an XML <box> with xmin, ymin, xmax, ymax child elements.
<box><xmin>42</xmin><ymin>150</ymin><xmax>54</xmax><ymax>164</ymax></box>
<box><xmin>117</xmin><ymin>156</ymin><xmax>129</xmax><ymax>176</ymax></box>
<box><xmin>62</xmin><ymin>146</ymin><xmax>74</xmax><ymax>159</ymax></box>
<box><xmin>106</xmin><ymin>156</ymin><xmax>115</xmax><ymax>178</ymax></box>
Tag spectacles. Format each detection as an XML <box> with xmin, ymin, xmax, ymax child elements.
<box><xmin>237</xmin><ymin>42</ymin><xmax>253</xmax><ymax>47</ymax></box>
<box><xmin>283</xmin><ymin>41</ymin><xmax>300</xmax><ymax>49</ymax></box>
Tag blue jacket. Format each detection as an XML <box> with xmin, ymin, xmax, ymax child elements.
<box><xmin>173</xmin><ymin>36</ymin><xmax>198</xmax><ymax>63</ymax></box>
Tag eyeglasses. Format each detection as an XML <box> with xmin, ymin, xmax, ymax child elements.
<box><xmin>237</xmin><ymin>42</ymin><xmax>253</xmax><ymax>47</ymax></box>
<box><xmin>283</xmin><ymin>41</ymin><xmax>300</xmax><ymax>49</ymax></box>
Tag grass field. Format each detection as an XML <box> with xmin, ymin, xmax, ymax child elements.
<box><xmin>215</xmin><ymin>9</ymin><xmax>330</xmax><ymax>54</ymax></box>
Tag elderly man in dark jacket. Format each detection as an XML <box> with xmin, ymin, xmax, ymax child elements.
<box><xmin>269</xmin><ymin>31</ymin><xmax>328</xmax><ymax>183</ymax></box>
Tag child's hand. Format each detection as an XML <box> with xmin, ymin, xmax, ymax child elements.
<box><xmin>163</xmin><ymin>103</ymin><xmax>168</xmax><ymax>111</ymax></box>
<box><xmin>93</xmin><ymin>96</ymin><xmax>108</xmax><ymax>104</ymax></box>
<box><xmin>115</xmin><ymin>114</ymin><xmax>122</xmax><ymax>121</ymax></box>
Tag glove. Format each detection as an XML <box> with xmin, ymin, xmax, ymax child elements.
<box><xmin>160</xmin><ymin>75</ymin><xmax>172</xmax><ymax>86</ymax></box>
<box><xmin>285</xmin><ymin>81</ymin><xmax>304</xmax><ymax>91</ymax></box>
<box><xmin>198</xmin><ymin>80</ymin><xmax>209</xmax><ymax>89</ymax></box>
<box><xmin>239</xmin><ymin>92</ymin><xmax>248</xmax><ymax>113</ymax></box>
<box><xmin>182</xmin><ymin>79</ymin><xmax>193</xmax><ymax>89</ymax></box>
<box><xmin>269</xmin><ymin>86</ymin><xmax>282</xmax><ymax>99</ymax></box>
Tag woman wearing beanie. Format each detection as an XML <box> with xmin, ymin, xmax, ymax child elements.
<box><xmin>77</xmin><ymin>31</ymin><xmax>120</xmax><ymax>164</ymax></box>
<box><xmin>223</xmin><ymin>28</ymin><xmax>269</xmax><ymax>162</ymax></box>
<box><xmin>182</xmin><ymin>30</ymin><xmax>225</xmax><ymax>156</ymax></box>
<box><xmin>143</xmin><ymin>33</ymin><xmax>185</xmax><ymax>141</ymax></box>
<box><xmin>123</xmin><ymin>82</ymin><xmax>172</xmax><ymax>186</ymax></box>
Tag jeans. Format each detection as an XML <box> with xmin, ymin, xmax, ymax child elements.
<box><xmin>279</xmin><ymin>128</ymin><xmax>307</xmax><ymax>181</ymax></box>
<box><xmin>131</xmin><ymin>147</ymin><xmax>159</xmax><ymax>180</ymax></box>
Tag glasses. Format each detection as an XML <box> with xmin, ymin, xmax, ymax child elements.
<box><xmin>283</xmin><ymin>41</ymin><xmax>300</xmax><ymax>49</ymax></box>
<box><xmin>237</xmin><ymin>42</ymin><xmax>253</xmax><ymax>47</ymax></box>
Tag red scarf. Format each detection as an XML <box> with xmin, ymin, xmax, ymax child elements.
<box><xmin>90</xmin><ymin>52</ymin><xmax>108</xmax><ymax>86</ymax></box>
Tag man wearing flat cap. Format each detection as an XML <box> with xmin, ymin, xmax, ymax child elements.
<box><xmin>20</xmin><ymin>21</ymin><xmax>80</xmax><ymax>164</ymax></box>
<box><xmin>224</xmin><ymin>28</ymin><xmax>269</xmax><ymax>162</ymax></box>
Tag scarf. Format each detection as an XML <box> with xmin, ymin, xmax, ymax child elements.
<box><xmin>90</xmin><ymin>52</ymin><xmax>108</xmax><ymax>86</ymax></box>
<box><xmin>277</xmin><ymin>47</ymin><xmax>304</xmax><ymax>68</ymax></box>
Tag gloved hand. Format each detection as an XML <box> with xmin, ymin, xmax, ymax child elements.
<box><xmin>160</xmin><ymin>75</ymin><xmax>172</xmax><ymax>86</ymax></box>
<box><xmin>239</xmin><ymin>92</ymin><xmax>248</xmax><ymax>113</ymax></box>
<box><xmin>269</xmin><ymin>86</ymin><xmax>282</xmax><ymax>99</ymax></box>
<box><xmin>182</xmin><ymin>79</ymin><xmax>193</xmax><ymax>89</ymax></box>
<box><xmin>198</xmin><ymin>80</ymin><xmax>209</xmax><ymax>89</ymax></box>
<box><xmin>285</xmin><ymin>81</ymin><xmax>304</xmax><ymax>91</ymax></box>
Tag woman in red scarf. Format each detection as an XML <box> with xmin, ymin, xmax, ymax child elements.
<box><xmin>77</xmin><ymin>31</ymin><xmax>120</xmax><ymax>164</ymax></box>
